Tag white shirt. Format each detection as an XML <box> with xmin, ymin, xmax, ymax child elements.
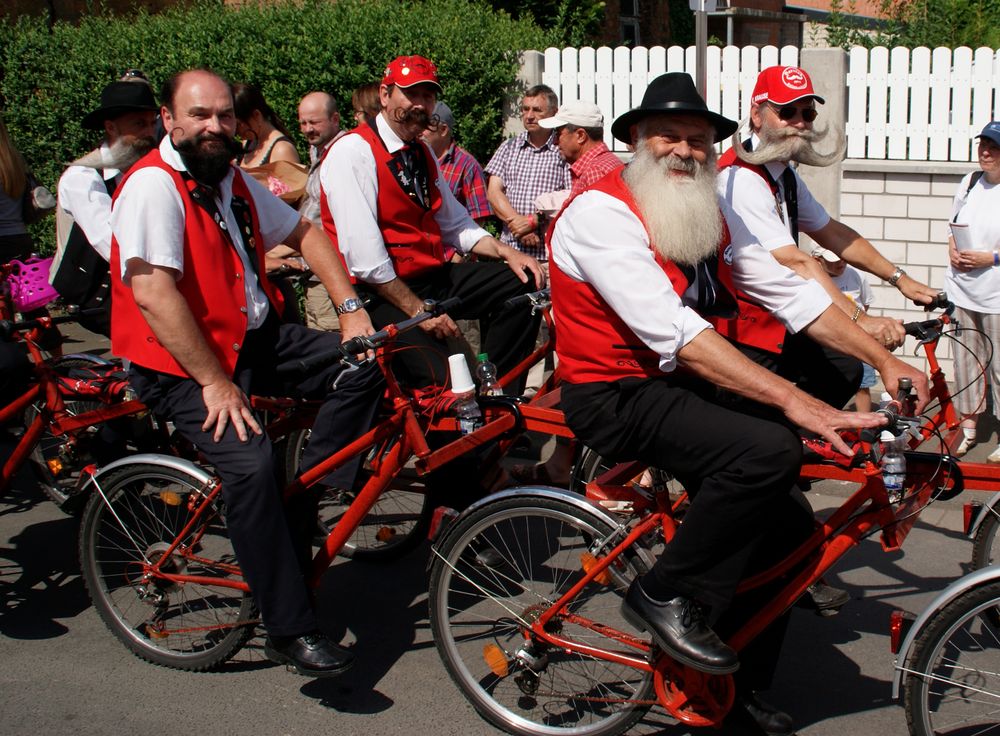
<box><xmin>831</xmin><ymin>265</ymin><xmax>873</xmax><ymax>308</ymax></box>
<box><xmin>320</xmin><ymin>113</ymin><xmax>490</xmax><ymax>284</ymax></box>
<box><xmin>111</xmin><ymin>136</ymin><xmax>301</xmax><ymax>329</ymax></box>
<box><xmin>717</xmin><ymin>139</ymin><xmax>830</xmax><ymax>252</ymax></box>
<box><xmin>550</xmin><ymin>191</ymin><xmax>831</xmax><ymax>373</ymax></box>
<box><xmin>946</xmin><ymin>172</ymin><xmax>1000</xmax><ymax>313</ymax></box>
<box><xmin>57</xmin><ymin>142</ymin><xmax>121</xmax><ymax>261</ymax></box>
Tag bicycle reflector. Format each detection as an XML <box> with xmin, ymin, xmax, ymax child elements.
<box><xmin>580</xmin><ymin>552</ymin><xmax>612</xmax><ymax>586</ymax></box>
<box><xmin>46</xmin><ymin>458</ymin><xmax>63</xmax><ymax>476</ymax></box>
<box><xmin>889</xmin><ymin>610</ymin><xmax>915</xmax><ymax>654</ymax></box>
<box><xmin>375</xmin><ymin>527</ymin><xmax>397</xmax><ymax>543</ymax></box>
<box><xmin>159</xmin><ymin>491</ymin><xmax>183</xmax><ymax>506</ymax></box>
<box><xmin>483</xmin><ymin>644</ymin><xmax>509</xmax><ymax>677</ymax></box>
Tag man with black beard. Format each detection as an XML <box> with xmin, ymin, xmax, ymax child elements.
<box><xmin>109</xmin><ymin>69</ymin><xmax>385</xmax><ymax>678</ymax></box>
<box><xmin>716</xmin><ymin>66</ymin><xmax>939</xmax><ymax>408</ymax></box>
<box><xmin>53</xmin><ymin>81</ymin><xmax>159</xmax><ymax>335</ymax></box>
<box><xmin>549</xmin><ymin>72</ymin><xmax>928</xmax><ymax>734</ymax></box>
<box><xmin>320</xmin><ymin>55</ymin><xmax>544</xmax><ymax>389</ymax></box>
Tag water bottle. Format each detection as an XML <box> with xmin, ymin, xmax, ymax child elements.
<box><xmin>880</xmin><ymin>430</ymin><xmax>906</xmax><ymax>503</ymax></box>
<box><xmin>448</xmin><ymin>354</ymin><xmax>482</xmax><ymax>434</ymax></box>
<box><xmin>475</xmin><ymin>353</ymin><xmax>504</xmax><ymax>397</ymax></box>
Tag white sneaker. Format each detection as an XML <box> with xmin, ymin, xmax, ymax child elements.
<box><xmin>956</xmin><ymin>435</ymin><xmax>978</xmax><ymax>457</ymax></box>
<box><xmin>988</xmin><ymin>447</ymin><xmax>1000</xmax><ymax>464</ymax></box>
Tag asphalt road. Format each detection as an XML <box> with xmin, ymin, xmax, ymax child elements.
<box><xmin>1</xmin><ymin>322</ymin><xmax>995</xmax><ymax>736</ymax></box>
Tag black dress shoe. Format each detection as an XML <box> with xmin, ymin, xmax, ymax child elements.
<box><xmin>800</xmin><ymin>581</ymin><xmax>850</xmax><ymax>616</ymax></box>
<box><xmin>739</xmin><ymin>691</ymin><xmax>796</xmax><ymax>736</ymax></box>
<box><xmin>621</xmin><ymin>580</ymin><xmax>739</xmax><ymax>674</ymax></box>
<box><xmin>264</xmin><ymin>631</ymin><xmax>354</xmax><ymax>677</ymax></box>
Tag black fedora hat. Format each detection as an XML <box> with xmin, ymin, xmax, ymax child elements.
<box><xmin>82</xmin><ymin>81</ymin><xmax>158</xmax><ymax>130</ymax></box>
<box><xmin>610</xmin><ymin>72</ymin><xmax>737</xmax><ymax>145</ymax></box>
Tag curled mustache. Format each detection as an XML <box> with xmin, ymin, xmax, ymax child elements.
<box><xmin>392</xmin><ymin>106</ymin><xmax>432</xmax><ymax>129</ymax></box>
<box><xmin>732</xmin><ymin>117</ymin><xmax>845</xmax><ymax>168</ymax></box>
<box><xmin>70</xmin><ymin>135</ymin><xmax>156</xmax><ymax>172</ymax></box>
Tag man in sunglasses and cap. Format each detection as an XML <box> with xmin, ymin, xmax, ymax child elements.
<box><xmin>548</xmin><ymin>71</ymin><xmax>927</xmax><ymax>734</ymax></box>
<box><xmin>715</xmin><ymin>66</ymin><xmax>939</xmax><ymax>409</ymax></box>
<box><xmin>52</xmin><ymin>80</ymin><xmax>160</xmax><ymax>336</ymax></box>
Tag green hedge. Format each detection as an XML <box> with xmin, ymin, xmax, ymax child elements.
<box><xmin>0</xmin><ymin>0</ymin><xmax>553</xmax><ymax>253</ymax></box>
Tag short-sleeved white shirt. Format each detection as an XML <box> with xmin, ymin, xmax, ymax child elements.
<box><xmin>112</xmin><ymin>136</ymin><xmax>301</xmax><ymax>329</ymax></box>
<box><xmin>831</xmin><ymin>265</ymin><xmax>873</xmax><ymax>307</ymax></box>
<box><xmin>945</xmin><ymin>172</ymin><xmax>1000</xmax><ymax>313</ymax></box>
<box><xmin>57</xmin><ymin>142</ymin><xmax>121</xmax><ymax>262</ymax></box>
<box><xmin>717</xmin><ymin>141</ymin><xmax>831</xmax><ymax>251</ymax></box>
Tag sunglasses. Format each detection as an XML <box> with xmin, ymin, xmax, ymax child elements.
<box><xmin>769</xmin><ymin>103</ymin><xmax>818</xmax><ymax>123</ymax></box>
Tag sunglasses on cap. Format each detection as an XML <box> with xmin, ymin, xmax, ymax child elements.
<box><xmin>768</xmin><ymin>102</ymin><xmax>818</xmax><ymax>123</ymax></box>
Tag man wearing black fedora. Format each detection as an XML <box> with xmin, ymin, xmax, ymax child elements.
<box><xmin>52</xmin><ymin>80</ymin><xmax>159</xmax><ymax>336</ymax></box>
<box><xmin>547</xmin><ymin>71</ymin><xmax>927</xmax><ymax>734</ymax></box>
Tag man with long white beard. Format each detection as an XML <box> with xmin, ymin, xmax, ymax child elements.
<box><xmin>716</xmin><ymin>66</ymin><xmax>939</xmax><ymax>409</ymax></box>
<box><xmin>549</xmin><ymin>72</ymin><xmax>928</xmax><ymax>734</ymax></box>
<box><xmin>52</xmin><ymin>81</ymin><xmax>160</xmax><ymax>335</ymax></box>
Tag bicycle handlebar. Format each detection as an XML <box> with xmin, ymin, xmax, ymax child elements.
<box><xmin>0</xmin><ymin>307</ymin><xmax>106</xmax><ymax>340</ymax></box>
<box><xmin>276</xmin><ymin>296</ymin><xmax>463</xmax><ymax>376</ymax></box>
<box><xmin>502</xmin><ymin>287</ymin><xmax>551</xmax><ymax>311</ymax></box>
<box><xmin>903</xmin><ymin>293</ymin><xmax>954</xmax><ymax>340</ymax></box>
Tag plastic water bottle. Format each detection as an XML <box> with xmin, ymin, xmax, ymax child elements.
<box><xmin>475</xmin><ymin>353</ymin><xmax>504</xmax><ymax>397</ymax></box>
<box><xmin>448</xmin><ymin>354</ymin><xmax>482</xmax><ymax>434</ymax></box>
<box><xmin>880</xmin><ymin>430</ymin><xmax>906</xmax><ymax>503</ymax></box>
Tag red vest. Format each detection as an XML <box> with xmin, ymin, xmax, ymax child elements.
<box><xmin>712</xmin><ymin>147</ymin><xmax>787</xmax><ymax>354</ymax></box>
<box><xmin>320</xmin><ymin>120</ymin><xmax>447</xmax><ymax>281</ymax></box>
<box><xmin>110</xmin><ymin>149</ymin><xmax>283</xmax><ymax>377</ymax></box>
<box><xmin>548</xmin><ymin>169</ymin><xmax>737</xmax><ymax>384</ymax></box>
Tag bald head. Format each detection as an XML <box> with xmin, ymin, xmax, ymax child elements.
<box><xmin>298</xmin><ymin>91</ymin><xmax>341</xmax><ymax>148</ymax></box>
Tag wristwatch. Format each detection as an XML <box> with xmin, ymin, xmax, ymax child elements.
<box><xmin>887</xmin><ymin>266</ymin><xmax>906</xmax><ymax>287</ymax></box>
<box><xmin>335</xmin><ymin>297</ymin><xmax>366</xmax><ymax>315</ymax></box>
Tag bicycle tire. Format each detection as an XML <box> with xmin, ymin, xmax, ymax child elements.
<box><xmin>902</xmin><ymin>579</ymin><xmax>1000</xmax><ymax>736</ymax></box>
<box><xmin>428</xmin><ymin>495</ymin><xmax>655</xmax><ymax>736</ymax></box>
<box><xmin>971</xmin><ymin>508</ymin><xmax>1000</xmax><ymax>570</ymax></box>
<box><xmin>25</xmin><ymin>356</ymin><xmax>114</xmax><ymax>512</ymax></box>
<box><xmin>284</xmin><ymin>427</ymin><xmax>431</xmax><ymax>562</ymax></box>
<box><xmin>78</xmin><ymin>463</ymin><xmax>257</xmax><ymax>671</ymax></box>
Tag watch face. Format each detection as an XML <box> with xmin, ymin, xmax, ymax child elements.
<box><xmin>337</xmin><ymin>298</ymin><xmax>363</xmax><ymax>315</ymax></box>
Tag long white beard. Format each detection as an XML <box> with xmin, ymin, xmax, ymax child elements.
<box><xmin>70</xmin><ymin>136</ymin><xmax>155</xmax><ymax>172</ymax></box>
<box><xmin>733</xmin><ymin>118</ymin><xmax>845</xmax><ymax>168</ymax></box>
<box><xmin>622</xmin><ymin>144</ymin><xmax>722</xmax><ymax>266</ymax></box>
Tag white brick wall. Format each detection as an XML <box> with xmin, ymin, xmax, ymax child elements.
<box><xmin>837</xmin><ymin>163</ymin><xmax>972</xmax><ymax>380</ymax></box>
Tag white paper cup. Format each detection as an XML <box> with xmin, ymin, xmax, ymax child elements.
<box><xmin>448</xmin><ymin>354</ymin><xmax>475</xmax><ymax>394</ymax></box>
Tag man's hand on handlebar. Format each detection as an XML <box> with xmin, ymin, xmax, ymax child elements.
<box><xmin>898</xmin><ymin>274</ymin><xmax>940</xmax><ymax>306</ymax></box>
<box><xmin>419</xmin><ymin>312</ymin><xmax>462</xmax><ymax>340</ymax></box>
<box><xmin>339</xmin><ymin>308</ymin><xmax>376</xmax><ymax>360</ymax></box>
<box><xmin>784</xmin><ymin>391</ymin><xmax>887</xmax><ymax>457</ymax></box>
<box><xmin>858</xmin><ymin>313</ymin><xmax>906</xmax><ymax>350</ymax></box>
<box><xmin>876</xmin><ymin>356</ymin><xmax>930</xmax><ymax>414</ymax></box>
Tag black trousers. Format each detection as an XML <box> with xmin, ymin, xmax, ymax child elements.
<box><xmin>129</xmin><ymin>318</ymin><xmax>384</xmax><ymax>637</ymax></box>
<box><xmin>360</xmin><ymin>261</ymin><xmax>540</xmax><ymax>390</ymax></box>
<box><xmin>740</xmin><ymin>332</ymin><xmax>863</xmax><ymax>410</ymax></box>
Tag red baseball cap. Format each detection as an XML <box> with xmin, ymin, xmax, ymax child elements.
<box><xmin>381</xmin><ymin>55</ymin><xmax>442</xmax><ymax>92</ymax></box>
<box><xmin>752</xmin><ymin>66</ymin><xmax>825</xmax><ymax>106</ymax></box>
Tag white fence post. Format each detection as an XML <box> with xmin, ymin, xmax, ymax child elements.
<box><xmin>799</xmin><ymin>47</ymin><xmax>848</xmax><ymax>222</ymax></box>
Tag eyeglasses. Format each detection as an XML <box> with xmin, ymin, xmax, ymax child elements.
<box><xmin>121</xmin><ymin>69</ymin><xmax>148</xmax><ymax>81</ymax></box>
<box><xmin>769</xmin><ymin>103</ymin><xmax>818</xmax><ymax>123</ymax></box>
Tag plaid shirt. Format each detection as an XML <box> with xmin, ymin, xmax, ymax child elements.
<box><xmin>485</xmin><ymin>131</ymin><xmax>570</xmax><ymax>260</ymax></box>
<box><xmin>437</xmin><ymin>143</ymin><xmax>491</xmax><ymax>221</ymax></box>
<box><xmin>570</xmin><ymin>142</ymin><xmax>623</xmax><ymax>196</ymax></box>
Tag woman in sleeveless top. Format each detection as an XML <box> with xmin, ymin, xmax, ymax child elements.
<box><xmin>233</xmin><ymin>83</ymin><xmax>301</xmax><ymax>169</ymax></box>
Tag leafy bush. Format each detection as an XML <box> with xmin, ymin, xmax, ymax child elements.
<box><xmin>824</xmin><ymin>0</ymin><xmax>1000</xmax><ymax>50</ymax></box>
<box><xmin>0</xmin><ymin>0</ymin><xmax>553</xmax><ymax>252</ymax></box>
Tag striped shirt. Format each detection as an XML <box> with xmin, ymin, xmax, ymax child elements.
<box><xmin>485</xmin><ymin>131</ymin><xmax>570</xmax><ymax>260</ymax></box>
<box><xmin>437</xmin><ymin>143</ymin><xmax>491</xmax><ymax>221</ymax></box>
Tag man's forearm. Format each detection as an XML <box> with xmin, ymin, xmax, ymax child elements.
<box><xmin>773</xmin><ymin>245</ymin><xmax>861</xmax><ymax>317</ymax></box>
<box><xmin>801</xmin><ymin>304</ymin><xmax>890</xmax><ymax>371</ymax></box>
<box><xmin>370</xmin><ymin>277</ymin><xmax>425</xmax><ymax>316</ymax></box>
<box><xmin>817</xmin><ymin>220</ymin><xmax>895</xmax><ymax>280</ymax></box>
<box><xmin>486</xmin><ymin>176</ymin><xmax>518</xmax><ymax>222</ymax></box>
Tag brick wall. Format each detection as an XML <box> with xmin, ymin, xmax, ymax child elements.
<box><xmin>813</xmin><ymin>160</ymin><xmax>974</xmax><ymax>378</ymax></box>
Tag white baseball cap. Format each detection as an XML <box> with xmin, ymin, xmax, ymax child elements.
<box><xmin>538</xmin><ymin>101</ymin><xmax>604</xmax><ymax>129</ymax></box>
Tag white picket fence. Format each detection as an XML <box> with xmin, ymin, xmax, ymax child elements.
<box><xmin>846</xmin><ymin>46</ymin><xmax>1000</xmax><ymax>161</ymax></box>
<box><xmin>538</xmin><ymin>45</ymin><xmax>1000</xmax><ymax>161</ymax></box>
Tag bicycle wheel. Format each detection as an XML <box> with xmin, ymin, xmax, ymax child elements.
<box><xmin>79</xmin><ymin>463</ymin><xmax>257</xmax><ymax>671</ymax></box>
<box><xmin>284</xmin><ymin>427</ymin><xmax>431</xmax><ymax>562</ymax></box>
<box><xmin>569</xmin><ymin>445</ymin><xmax>614</xmax><ymax>494</ymax></box>
<box><xmin>429</xmin><ymin>495</ymin><xmax>655</xmax><ymax>736</ymax></box>
<box><xmin>971</xmin><ymin>509</ymin><xmax>1000</xmax><ymax>570</ymax></box>
<box><xmin>902</xmin><ymin>579</ymin><xmax>1000</xmax><ymax>736</ymax></box>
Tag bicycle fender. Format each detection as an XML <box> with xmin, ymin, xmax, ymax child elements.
<box><xmin>966</xmin><ymin>491</ymin><xmax>1000</xmax><ymax>538</ymax></box>
<box><xmin>83</xmin><ymin>453</ymin><xmax>215</xmax><ymax>488</ymax></box>
<box><xmin>891</xmin><ymin>566</ymin><xmax>1000</xmax><ymax>699</ymax></box>
<box><xmin>431</xmin><ymin>485</ymin><xmax>628</xmax><ymax>556</ymax></box>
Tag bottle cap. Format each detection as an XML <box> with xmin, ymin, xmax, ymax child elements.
<box><xmin>477</xmin><ymin>352</ymin><xmax>489</xmax><ymax>362</ymax></box>
<box><xmin>448</xmin><ymin>354</ymin><xmax>475</xmax><ymax>394</ymax></box>
<box><xmin>880</xmin><ymin>430</ymin><xmax>895</xmax><ymax>442</ymax></box>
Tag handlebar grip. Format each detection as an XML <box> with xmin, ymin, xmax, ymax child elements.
<box><xmin>503</xmin><ymin>288</ymin><xmax>551</xmax><ymax>310</ymax></box>
<box><xmin>924</xmin><ymin>292</ymin><xmax>952</xmax><ymax>312</ymax></box>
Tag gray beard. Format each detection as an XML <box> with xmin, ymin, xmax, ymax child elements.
<box><xmin>622</xmin><ymin>143</ymin><xmax>722</xmax><ymax>267</ymax></box>
<box><xmin>733</xmin><ymin>119</ymin><xmax>845</xmax><ymax>168</ymax></box>
<box><xmin>71</xmin><ymin>137</ymin><xmax>155</xmax><ymax>172</ymax></box>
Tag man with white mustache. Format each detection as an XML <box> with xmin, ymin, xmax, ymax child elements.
<box><xmin>716</xmin><ymin>66</ymin><xmax>938</xmax><ymax>408</ymax></box>
<box><xmin>549</xmin><ymin>71</ymin><xmax>928</xmax><ymax>734</ymax></box>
